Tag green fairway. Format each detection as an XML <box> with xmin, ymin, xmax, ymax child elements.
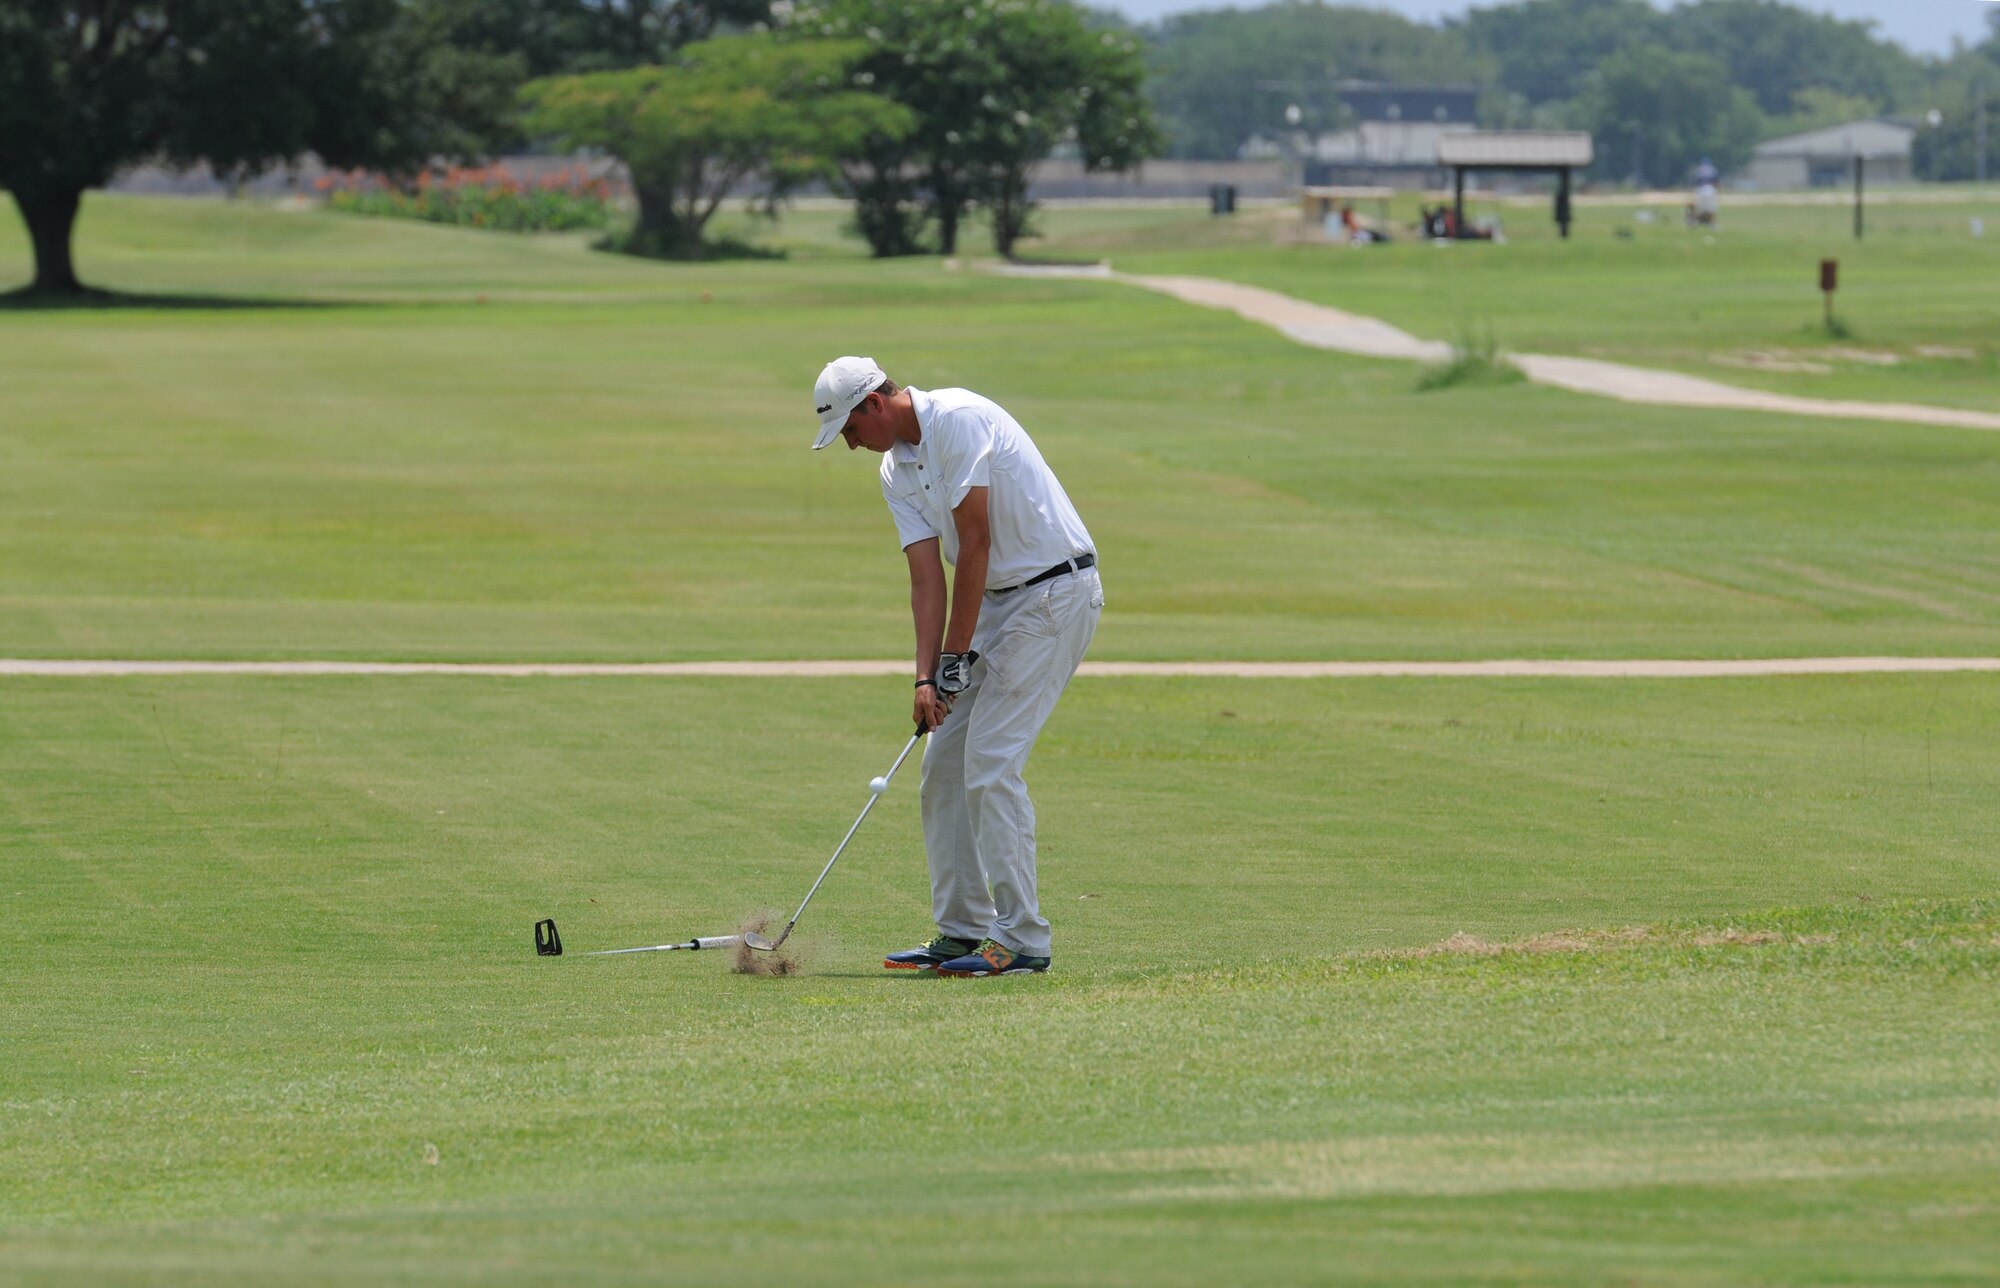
<box><xmin>4</xmin><ymin>196</ymin><xmax>1999</xmax><ymax>663</ymax></box>
<box><xmin>1034</xmin><ymin>192</ymin><xmax>2000</xmax><ymax>413</ymax></box>
<box><xmin>3</xmin><ymin>675</ymin><xmax>1997</xmax><ymax>1284</ymax></box>
<box><xmin>4</xmin><ymin>194</ymin><xmax>1999</xmax><ymax>1284</ymax></box>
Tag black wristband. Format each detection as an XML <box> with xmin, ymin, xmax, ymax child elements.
<box><xmin>914</xmin><ymin>678</ymin><xmax>936</xmax><ymax>689</ymax></box>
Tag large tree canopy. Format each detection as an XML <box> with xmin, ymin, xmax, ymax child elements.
<box><xmin>1457</xmin><ymin>0</ymin><xmax>1664</xmax><ymax>111</ymax></box>
<box><xmin>521</xmin><ymin>34</ymin><xmax>911</xmax><ymax>256</ymax></box>
<box><xmin>1146</xmin><ymin>4</ymin><xmax>1486</xmax><ymax>161</ymax></box>
<box><xmin>1576</xmin><ymin>45</ymin><xmax>1764</xmax><ymax>187</ymax></box>
<box><xmin>416</xmin><ymin>0</ymin><xmax>772</xmax><ymax>77</ymax></box>
<box><xmin>1659</xmin><ymin>0</ymin><xmax>1918</xmax><ymax>117</ymax></box>
<box><xmin>0</xmin><ymin>0</ymin><xmax>519</xmax><ymax>294</ymax></box>
<box><xmin>802</xmin><ymin>0</ymin><xmax>1158</xmax><ymax>257</ymax></box>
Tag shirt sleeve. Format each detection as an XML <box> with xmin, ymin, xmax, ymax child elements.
<box><xmin>935</xmin><ymin>409</ymin><xmax>996</xmax><ymax>510</ymax></box>
<box><xmin>882</xmin><ymin>471</ymin><xmax>939</xmax><ymax>551</ymax></box>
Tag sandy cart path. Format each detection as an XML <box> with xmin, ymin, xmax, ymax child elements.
<box><xmin>1016</xmin><ymin>268</ymin><xmax>2000</xmax><ymax>433</ymax></box>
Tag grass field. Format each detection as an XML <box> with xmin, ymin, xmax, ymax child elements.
<box><xmin>5</xmin><ymin>196</ymin><xmax>2000</xmax><ymax>663</ymax></box>
<box><xmin>3</xmin><ymin>194</ymin><xmax>1998</xmax><ymax>1284</ymax></box>
<box><xmin>1036</xmin><ymin>192</ymin><xmax>2000</xmax><ymax>413</ymax></box>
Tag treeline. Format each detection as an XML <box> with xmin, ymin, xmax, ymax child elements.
<box><xmin>1137</xmin><ymin>0</ymin><xmax>2000</xmax><ymax>186</ymax></box>
<box><xmin>1</xmin><ymin>0</ymin><xmax>1155</xmax><ymax>294</ymax></box>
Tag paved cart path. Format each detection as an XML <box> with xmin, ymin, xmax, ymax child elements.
<box><xmin>1006</xmin><ymin>267</ymin><xmax>2000</xmax><ymax>433</ymax></box>
<box><xmin>5</xmin><ymin>658</ymin><xmax>1997</xmax><ymax>678</ymax></box>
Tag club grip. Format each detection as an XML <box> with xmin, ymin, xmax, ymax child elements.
<box><xmin>693</xmin><ymin>936</ymin><xmax>740</xmax><ymax>951</ymax></box>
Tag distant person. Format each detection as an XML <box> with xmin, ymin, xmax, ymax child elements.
<box><xmin>1690</xmin><ymin>157</ymin><xmax>1720</xmax><ymax>227</ymax></box>
<box><xmin>812</xmin><ymin>357</ymin><xmax>1102</xmax><ymax>978</ymax></box>
<box><xmin>1337</xmin><ymin>202</ymin><xmax>1387</xmax><ymax>246</ymax></box>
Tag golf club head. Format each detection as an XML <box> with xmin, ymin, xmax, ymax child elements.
<box><xmin>743</xmin><ymin>930</ymin><xmax>778</xmax><ymax>952</ymax></box>
<box><xmin>534</xmin><ymin>918</ymin><xmax>563</xmax><ymax>957</ymax></box>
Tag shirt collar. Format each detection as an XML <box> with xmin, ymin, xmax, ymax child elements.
<box><xmin>891</xmin><ymin>388</ymin><xmax>931</xmax><ymax>464</ymax></box>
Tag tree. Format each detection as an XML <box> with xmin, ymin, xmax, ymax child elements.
<box><xmin>801</xmin><ymin>0</ymin><xmax>1159</xmax><ymax>257</ymax></box>
<box><xmin>1659</xmin><ymin>0</ymin><xmax>1919</xmax><ymax>119</ymax></box>
<box><xmin>0</xmin><ymin>0</ymin><xmax>521</xmax><ymax>296</ymax></box>
<box><xmin>1765</xmin><ymin>86</ymin><xmax>1884</xmax><ymax>140</ymax></box>
<box><xmin>1145</xmin><ymin>4</ymin><xmax>1486</xmax><ymax>160</ymax></box>
<box><xmin>1457</xmin><ymin>0</ymin><xmax>1666</xmax><ymax>108</ymax></box>
<box><xmin>422</xmin><ymin>0</ymin><xmax>773</xmax><ymax>77</ymax></box>
<box><xmin>967</xmin><ymin>4</ymin><xmax>1160</xmax><ymax>256</ymax></box>
<box><xmin>1576</xmin><ymin>46</ymin><xmax>1764</xmax><ymax>187</ymax></box>
<box><xmin>520</xmin><ymin>34</ymin><xmax>911</xmax><ymax>257</ymax></box>
<box><xmin>1911</xmin><ymin>27</ymin><xmax>1998</xmax><ymax>183</ymax></box>
<box><xmin>1911</xmin><ymin>76</ymin><xmax>1997</xmax><ymax>183</ymax></box>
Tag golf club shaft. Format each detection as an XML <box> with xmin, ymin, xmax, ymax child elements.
<box><xmin>585</xmin><ymin>935</ymin><xmax>740</xmax><ymax>956</ymax></box>
<box><xmin>770</xmin><ymin>728</ymin><xmax>926</xmax><ymax>948</ymax></box>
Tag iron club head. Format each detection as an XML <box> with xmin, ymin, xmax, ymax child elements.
<box><xmin>743</xmin><ymin>930</ymin><xmax>779</xmax><ymax>952</ymax></box>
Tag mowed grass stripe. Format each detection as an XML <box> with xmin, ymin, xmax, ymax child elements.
<box><xmin>4</xmin><ymin>198</ymin><xmax>2000</xmax><ymax>663</ymax></box>
<box><xmin>4</xmin><ymin>656</ymin><xmax>2000</xmax><ymax>676</ymax></box>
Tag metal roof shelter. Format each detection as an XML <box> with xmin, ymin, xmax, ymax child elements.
<box><xmin>1435</xmin><ymin>131</ymin><xmax>1594</xmax><ymax>239</ymax></box>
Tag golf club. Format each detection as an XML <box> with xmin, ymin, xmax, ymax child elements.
<box><xmin>534</xmin><ymin>917</ymin><xmax>739</xmax><ymax>957</ymax></box>
<box><xmin>745</xmin><ymin>723</ymin><xmax>928</xmax><ymax>954</ymax></box>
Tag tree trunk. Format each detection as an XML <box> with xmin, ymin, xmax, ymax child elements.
<box><xmin>843</xmin><ymin>160</ymin><xmax>928</xmax><ymax>258</ymax></box>
<box><xmin>991</xmin><ymin>168</ymin><xmax>1034</xmax><ymax>258</ymax></box>
<box><xmin>12</xmin><ymin>184</ymin><xmax>85</xmax><ymax>295</ymax></box>
<box><xmin>632</xmin><ymin>179</ymin><xmax>696</xmax><ymax>257</ymax></box>
<box><xmin>931</xmin><ymin>167</ymin><xmax>963</xmax><ymax>255</ymax></box>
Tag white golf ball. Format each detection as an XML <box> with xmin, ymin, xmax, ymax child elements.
<box><xmin>869</xmin><ymin>776</ymin><xmax>890</xmax><ymax>794</ymax></box>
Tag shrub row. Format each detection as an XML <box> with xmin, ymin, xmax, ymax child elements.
<box><xmin>318</xmin><ymin>165</ymin><xmax>619</xmax><ymax>232</ymax></box>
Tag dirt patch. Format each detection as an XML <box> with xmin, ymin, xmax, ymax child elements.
<box><xmin>1711</xmin><ymin>350</ymin><xmax>1833</xmax><ymax>375</ymax></box>
<box><xmin>1914</xmin><ymin>345</ymin><xmax>1977</xmax><ymax>360</ymax></box>
<box><xmin>1821</xmin><ymin>347</ymin><xmax>1902</xmax><ymax>366</ymax></box>
<box><xmin>731</xmin><ymin>911</ymin><xmax>803</xmax><ymax>976</ymax></box>
<box><xmin>1398</xmin><ymin>922</ymin><xmax>1802</xmax><ymax>960</ymax></box>
<box><xmin>1691</xmin><ymin>929</ymin><xmax>1783</xmax><ymax>947</ymax></box>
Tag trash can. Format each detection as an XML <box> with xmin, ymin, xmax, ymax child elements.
<box><xmin>1209</xmin><ymin>184</ymin><xmax>1237</xmax><ymax>216</ymax></box>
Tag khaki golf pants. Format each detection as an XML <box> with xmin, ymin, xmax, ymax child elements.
<box><xmin>922</xmin><ymin>565</ymin><xmax>1102</xmax><ymax>957</ymax></box>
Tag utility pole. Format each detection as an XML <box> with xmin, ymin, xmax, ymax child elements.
<box><xmin>1853</xmin><ymin>153</ymin><xmax>1864</xmax><ymax>241</ymax></box>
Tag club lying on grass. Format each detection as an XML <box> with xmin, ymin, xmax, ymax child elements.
<box><xmin>533</xmin><ymin>917</ymin><xmax>738</xmax><ymax>957</ymax></box>
<box><xmin>533</xmin><ymin>723</ymin><xmax>927</xmax><ymax>962</ymax></box>
<box><xmin>744</xmin><ymin>724</ymin><xmax>928</xmax><ymax>955</ymax></box>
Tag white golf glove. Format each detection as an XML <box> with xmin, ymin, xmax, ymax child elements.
<box><xmin>937</xmin><ymin>650</ymin><xmax>979</xmax><ymax>696</ymax></box>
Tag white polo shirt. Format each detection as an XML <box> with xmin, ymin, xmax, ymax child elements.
<box><xmin>879</xmin><ymin>387</ymin><xmax>1094</xmax><ymax>590</ymax></box>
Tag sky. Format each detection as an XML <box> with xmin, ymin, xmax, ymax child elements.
<box><xmin>1106</xmin><ymin>0</ymin><xmax>1997</xmax><ymax>57</ymax></box>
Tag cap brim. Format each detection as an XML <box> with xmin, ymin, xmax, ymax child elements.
<box><xmin>810</xmin><ymin>417</ymin><xmax>844</xmax><ymax>450</ymax></box>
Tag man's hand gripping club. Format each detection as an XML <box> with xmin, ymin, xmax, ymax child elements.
<box><xmin>907</xmin><ymin>487</ymin><xmax>991</xmax><ymax>731</ymax></box>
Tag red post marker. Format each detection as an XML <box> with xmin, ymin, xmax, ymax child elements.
<box><xmin>1819</xmin><ymin>258</ymin><xmax>1838</xmax><ymax>328</ymax></box>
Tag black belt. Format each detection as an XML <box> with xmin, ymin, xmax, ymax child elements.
<box><xmin>990</xmin><ymin>552</ymin><xmax>1095</xmax><ymax>595</ymax></box>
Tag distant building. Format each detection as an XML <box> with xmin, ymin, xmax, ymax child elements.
<box><xmin>1300</xmin><ymin>83</ymin><xmax>1480</xmax><ymax>188</ymax></box>
<box><xmin>1743</xmin><ymin>120</ymin><xmax>1914</xmax><ymax>188</ymax></box>
<box><xmin>1027</xmin><ymin>158</ymin><xmax>1288</xmax><ymax>201</ymax></box>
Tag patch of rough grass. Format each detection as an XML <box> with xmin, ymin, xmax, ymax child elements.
<box><xmin>1416</xmin><ymin>322</ymin><xmax>1526</xmax><ymax>392</ymax></box>
<box><xmin>1386</xmin><ymin>898</ymin><xmax>1997</xmax><ymax>969</ymax></box>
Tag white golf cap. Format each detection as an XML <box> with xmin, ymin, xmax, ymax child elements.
<box><xmin>811</xmin><ymin>355</ymin><xmax>887</xmax><ymax>450</ymax></box>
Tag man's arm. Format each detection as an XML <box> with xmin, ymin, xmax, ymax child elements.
<box><xmin>944</xmin><ymin>486</ymin><xmax>990</xmax><ymax>654</ymax></box>
<box><xmin>906</xmin><ymin>538</ymin><xmax>951</xmax><ymax>730</ymax></box>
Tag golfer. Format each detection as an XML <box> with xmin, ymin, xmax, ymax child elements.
<box><xmin>812</xmin><ymin>356</ymin><xmax>1101</xmax><ymax>977</ymax></box>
